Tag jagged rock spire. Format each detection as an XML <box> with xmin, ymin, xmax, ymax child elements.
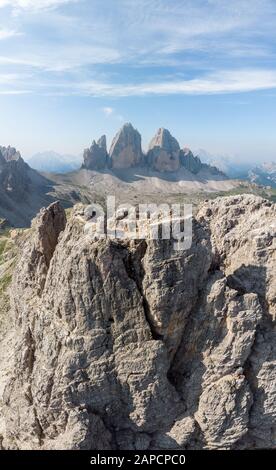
<box><xmin>80</xmin><ymin>124</ymin><xmax>222</xmax><ymax>176</ymax></box>
<box><xmin>82</xmin><ymin>135</ymin><xmax>108</xmax><ymax>170</ymax></box>
<box><xmin>109</xmin><ymin>123</ymin><xmax>143</xmax><ymax>169</ymax></box>
<box><xmin>147</xmin><ymin>128</ymin><xmax>180</xmax><ymax>172</ymax></box>
<box><xmin>180</xmin><ymin>147</ymin><xmax>202</xmax><ymax>174</ymax></box>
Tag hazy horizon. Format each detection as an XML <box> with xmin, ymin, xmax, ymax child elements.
<box><xmin>0</xmin><ymin>0</ymin><xmax>276</xmax><ymax>164</ymax></box>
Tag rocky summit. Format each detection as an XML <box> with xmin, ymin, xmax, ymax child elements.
<box><xmin>83</xmin><ymin>136</ymin><xmax>108</xmax><ymax>170</ymax></box>
<box><xmin>82</xmin><ymin>122</ymin><xmax>223</xmax><ymax>175</ymax></box>
<box><xmin>109</xmin><ymin>123</ymin><xmax>143</xmax><ymax>169</ymax></box>
<box><xmin>0</xmin><ymin>146</ymin><xmax>30</xmax><ymax>196</ymax></box>
<box><xmin>147</xmin><ymin>128</ymin><xmax>180</xmax><ymax>172</ymax></box>
<box><xmin>0</xmin><ymin>146</ymin><xmax>55</xmax><ymax>228</ymax></box>
<box><xmin>0</xmin><ymin>194</ymin><xmax>275</xmax><ymax>450</ymax></box>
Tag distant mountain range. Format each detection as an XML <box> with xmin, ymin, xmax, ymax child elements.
<box><xmin>26</xmin><ymin>151</ymin><xmax>82</xmax><ymax>174</ymax></box>
<box><xmin>26</xmin><ymin>140</ymin><xmax>275</xmax><ymax>188</ymax></box>
<box><xmin>248</xmin><ymin>162</ymin><xmax>276</xmax><ymax>188</ymax></box>
<box><xmin>194</xmin><ymin>149</ymin><xmax>252</xmax><ymax>178</ymax></box>
<box><xmin>1</xmin><ymin>124</ymin><xmax>275</xmax><ymax>227</ymax></box>
<box><xmin>81</xmin><ymin>123</ymin><xmax>224</xmax><ymax>176</ymax></box>
<box><xmin>195</xmin><ymin>148</ymin><xmax>276</xmax><ymax>187</ymax></box>
<box><xmin>0</xmin><ymin>124</ymin><xmax>233</xmax><ymax>227</ymax></box>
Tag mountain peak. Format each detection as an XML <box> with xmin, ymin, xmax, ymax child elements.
<box><xmin>109</xmin><ymin>123</ymin><xmax>143</xmax><ymax>169</ymax></box>
<box><xmin>0</xmin><ymin>145</ymin><xmax>22</xmax><ymax>163</ymax></box>
<box><xmin>147</xmin><ymin>128</ymin><xmax>180</xmax><ymax>172</ymax></box>
<box><xmin>83</xmin><ymin>135</ymin><xmax>108</xmax><ymax>171</ymax></box>
<box><xmin>80</xmin><ymin>124</ymin><xmax>225</xmax><ymax>176</ymax></box>
<box><xmin>148</xmin><ymin>128</ymin><xmax>180</xmax><ymax>153</ymax></box>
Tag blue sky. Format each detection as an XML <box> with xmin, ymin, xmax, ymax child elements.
<box><xmin>0</xmin><ymin>0</ymin><xmax>276</xmax><ymax>163</ymax></box>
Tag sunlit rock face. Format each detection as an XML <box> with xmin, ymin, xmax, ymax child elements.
<box><xmin>1</xmin><ymin>194</ymin><xmax>275</xmax><ymax>450</ymax></box>
<box><xmin>109</xmin><ymin>123</ymin><xmax>144</xmax><ymax>169</ymax></box>
<box><xmin>80</xmin><ymin>123</ymin><xmax>224</xmax><ymax>178</ymax></box>
<box><xmin>147</xmin><ymin>128</ymin><xmax>180</xmax><ymax>172</ymax></box>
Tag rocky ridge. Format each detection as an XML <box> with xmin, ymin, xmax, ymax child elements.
<box><xmin>82</xmin><ymin>123</ymin><xmax>224</xmax><ymax>175</ymax></box>
<box><xmin>0</xmin><ymin>194</ymin><xmax>275</xmax><ymax>450</ymax></box>
<box><xmin>0</xmin><ymin>146</ymin><xmax>31</xmax><ymax>197</ymax></box>
<box><xmin>83</xmin><ymin>136</ymin><xmax>108</xmax><ymax>171</ymax></box>
<box><xmin>0</xmin><ymin>147</ymin><xmax>56</xmax><ymax>228</ymax></box>
<box><xmin>109</xmin><ymin>123</ymin><xmax>143</xmax><ymax>169</ymax></box>
<box><xmin>248</xmin><ymin>162</ymin><xmax>276</xmax><ymax>188</ymax></box>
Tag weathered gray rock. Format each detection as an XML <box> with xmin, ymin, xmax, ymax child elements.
<box><xmin>110</xmin><ymin>123</ymin><xmax>143</xmax><ymax>169</ymax></box>
<box><xmin>0</xmin><ymin>194</ymin><xmax>275</xmax><ymax>450</ymax></box>
<box><xmin>79</xmin><ymin>124</ymin><xmax>226</xmax><ymax>177</ymax></box>
<box><xmin>0</xmin><ymin>150</ymin><xmax>6</xmax><ymax>167</ymax></box>
<box><xmin>0</xmin><ymin>146</ymin><xmax>30</xmax><ymax>197</ymax></box>
<box><xmin>147</xmin><ymin>128</ymin><xmax>180</xmax><ymax>172</ymax></box>
<box><xmin>83</xmin><ymin>136</ymin><xmax>108</xmax><ymax>170</ymax></box>
<box><xmin>97</xmin><ymin>135</ymin><xmax>107</xmax><ymax>153</ymax></box>
<box><xmin>179</xmin><ymin>147</ymin><xmax>202</xmax><ymax>173</ymax></box>
<box><xmin>0</xmin><ymin>146</ymin><xmax>22</xmax><ymax>163</ymax></box>
<box><xmin>0</xmin><ymin>146</ymin><xmax>54</xmax><ymax>227</ymax></box>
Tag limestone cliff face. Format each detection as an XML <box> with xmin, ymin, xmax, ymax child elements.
<box><xmin>81</xmin><ymin>123</ymin><xmax>224</xmax><ymax>177</ymax></box>
<box><xmin>0</xmin><ymin>195</ymin><xmax>275</xmax><ymax>450</ymax></box>
<box><xmin>180</xmin><ymin>147</ymin><xmax>202</xmax><ymax>174</ymax></box>
<box><xmin>147</xmin><ymin>128</ymin><xmax>180</xmax><ymax>172</ymax></box>
<box><xmin>83</xmin><ymin>136</ymin><xmax>108</xmax><ymax>171</ymax></box>
<box><xmin>109</xmin><ymin>123</ymin><xmax>143</xmax><ymax>169</ymax></box>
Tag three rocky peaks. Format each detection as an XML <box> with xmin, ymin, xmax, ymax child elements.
<box><xmin>82</xmin><ymin>123</ymin><xmax>218</xmax><ymax>174</ymax></box>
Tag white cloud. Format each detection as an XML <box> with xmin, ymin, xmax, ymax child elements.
<box><xmin>0</xmin><ymin>28</ymin><xmax>19</xmax><ymax>40</ymax></box>
<box><xmin>1</xmin><ymin>0</ymin><xmax>275</xmax><ymax>72</ymax></box>
<box><xmin>77</xmin><ymin>69</ymin><xmax>276</xmax><ymax>97</ymax></box>
<box><xmin>102</xmin><ymin>107</ymin><xmax>114</xmax><ymax>116</ymax></box>
<box><xmin>0</xmin><ymin>0</ymin><xmax>77</xmax><ymax>10</ymax></box>
<box><xmin>0</xmin><ymin>0</ymin><xmax>276</xmax><ymax>99</ymax></box>
<box><xmin>2</xmin><ymin>68</ymin><xmax>276</xmax><ymax>97</ymax></box>
<box><xmin>0</xmin><ymin>43</ymin><xmax>121</xmax><ymax>71</ymax></box>
<box><xmin>0</xmin><ymin>72</ymin><xmax>25</xmax><ymax>84</ymax></box>
<box><xmin>101</xmin><ymin>106</ymin><xmax>124</xmax><ymax>122</ymax></box>
<box><xmin>0</xmin><ymin>89</ymin><xmax>30</xmax><ymax>94</ymax></box>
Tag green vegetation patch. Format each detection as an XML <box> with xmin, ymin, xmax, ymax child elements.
<box><xmin>0</xmin><ymin>272</ymin><xmax>12</xmax><ymax>295</ymax></box>
<box><xmin>0</xmin><ymin>238</ymin><xmax>7</xmax><ymax>264</ymax></box>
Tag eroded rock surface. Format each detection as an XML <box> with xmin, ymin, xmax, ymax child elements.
<box><xmin>0</xmin><ymin>194</ymin><xmax>275</xmax><ymax>449</ymax></box>
<box><xmin>0</xmin><ymin>146</ymin><xmax>55</xmax><ymax>227</ymax></box>
<box><xmin>80</xmin><ymin>123</ymin><xmax>224</xmax><ymax>178</ymax></box>
<box><xmin>110</xmin><ymin>123</ymin><xmax>143</xmax><ymax>169</ymax></box>
<box><xmin>83</xmin><ymin>136</ymin><xmax>108</xmax><ymax>171</ymax></box>
<box><xmin>180</xmin><ymin>148</ymin><xmax>202</xmax><ymax>174</ymax></box>
<box><xmin>147</xmin><ymin>128</ymin><xmax>180</xmax><ymax>172</ymax></box>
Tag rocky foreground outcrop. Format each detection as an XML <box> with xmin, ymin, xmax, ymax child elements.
<box><xmin>82</xmin><ymin>123</ymin><xmax>223</xmax><ymax>175</ymax></box>
<box><xmin>0</xmin><ymin>194</ymin><xmax>275</xmax><ymax>450</ymax></box>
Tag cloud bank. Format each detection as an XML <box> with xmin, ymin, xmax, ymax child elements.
<box><xmin>0</xmin><ymin>0</ymin><xmax>276</xmax><ymax>96</ymax></box>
